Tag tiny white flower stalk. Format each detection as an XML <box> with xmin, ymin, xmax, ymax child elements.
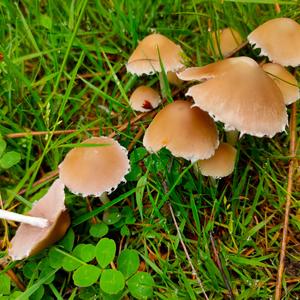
<box><xmin>0</xmin><ymin>209</ymin><xmax>49</xmax><ymax>228</ymax></box>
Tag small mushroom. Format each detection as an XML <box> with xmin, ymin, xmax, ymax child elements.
<box><xmin>129</xmin><ymin>86</ymin><xmax>161</xmax><ymax>112</ymax></box>
<box><xmin>262</xmin><ymin>63</ymin><xmax>299</xmax><ymax>105</ymax></box>
<box><xmin>143</xmin><ymin>100</ymin><xmax>219</xmax><ymax>162</ymax></box>
<box><xmin>210</xmin><ymin>27</ymin><xmax>243</xmax><ymax>57</ymax></box>
<box><xmin>8</xmin><ymin>179</ymin><xmax>70</xmax><ymax>261</ymax></box>
<box><xmin>59</xmin><ymin>137</ymin><xmax>130</xmax><ymax>197</ymax></box>
<box><xmin>248</xmin><ymin>18</ymin><xmax>300</xmax><ymax>67</ymax></box>
<box><xmin>194</xmin><ymin>143</ymin><xmax>237</xmax><ymax>178</ymax></box>
<box><xmin>126</xmin><ymin>33</ymin><xmax>184</xmax><ymax>76</ymax></box>
<box><xmin>178</xmin><ymin>57</ymin><xmax>287</xmax><ymax>138</ymax></box>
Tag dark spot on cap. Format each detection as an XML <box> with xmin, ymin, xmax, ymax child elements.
<box><xmin>142</xmin><ymin>100</ymin><xmax>153</xmax><ymax>110</ymax></box>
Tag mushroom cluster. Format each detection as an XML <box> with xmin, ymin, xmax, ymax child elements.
<box><xmin>2</xmin><ymin>17</ymin><xmax>299</xmax><ymax>266</ymax></box>
<box><xmin>125</xmin><ymin>18</ymin><xmax>299</xmax><ymax>180</ymax></box>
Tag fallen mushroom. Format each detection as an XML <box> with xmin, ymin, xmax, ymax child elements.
<box><xmin>8</xmin><ymin>179</ymin><xmax>70</xmax><ymax>261</ymax></box>
<box><xmin>194</xmin><ymin>142</ymin><xmax>237</xmax><ymax>178</ymax></box>
<box><xmin>248</xmin><ymin>18</ymin><xmax>300</xmax><ymax>67</ymax></box>
<box><xmin>126</xmin><ymin>33</ymin><xmax>184</xmax><ymax>76</ymax></box>
<box><xmin>59</xmin><ymin>136</ymin><xmax>130</xmax><ymax>197</ymax></box>
<box><xmin>129</xmin><ymin>85</ymin><xmax>161</xmax><ymax>112</ymax></box>
<box><xmin>143</xmin><ymin>100</ymin><xmax>219</xmax><ymax>162</ymax></box>
<box><xmin>262</xmin><ymin>63</ymin><xmax>299</xmax><ymax>105</ymax></box>
<box><xmin>210</xmin><ymin>27</ymin><xmax>243</xmax><ymax>57</ymax></box>
<box><xmin>178</xmin><ymin>56</ymin><xmax>287</xmax><ymax>138</ymax></box>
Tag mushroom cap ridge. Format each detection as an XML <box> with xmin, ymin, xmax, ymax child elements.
<box><xmin>178</xmin><ymin>57</ymin><xmax>288</xmax><ymax>137</ymax></box>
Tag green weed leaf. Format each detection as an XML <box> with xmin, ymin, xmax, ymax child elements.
<box><xmin>89</xmin><ymin>223</ymin><xmax>109</xmax><ymax>238</ymax></box>
<box><xmin>0</xmin><ymin>151</ymin><xmax>21</xmax><ymax>169</ymax></box>
<box><xmin>96</xmin><ymin>238</ymin><xmax>116</xmax><ymax>268</ymax></box>
<box><xmin>117</xmin><ymin>249</ymin><xmax>139</xmax><ymax>279</ymax></box>
<box><xmin>127</xmin><ymin>272</ymin><xmax>154</xmax><ymax>299</ymax></box>
<box><xmin>73</xmin><ymin>265</ymin><xmax>101</xmax><ymax>287</ymax></box>
<box><xmin>100</xmin><ymin>269</ymin><xmax>125</xmax><ymax>295</ymax></box>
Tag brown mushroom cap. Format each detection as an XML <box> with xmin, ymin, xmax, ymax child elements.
<box><xmin>248</xmin><ymin>18</ymin><xmax>300</xmax><ymax>67</ymax></box>
<box><xmin>195</xmin><ymin>142</ymin><xmax>237</xmax><ymax>178</ymax></box>
<box><xmin>59</xmin><ymin>137</ymin><xmax>130</xmax><ymax>196</ymax></box>
<box><xmin>143</xmin><ymin>100</ymin><xmax>219</xmax><ymax>162</ymax></box>
<box><xmin>262</xmin><ymin>63</ymin><xmax>299</xmax><ymax>105</ymax></box>
<box><xmin>126</xmin><ymin>33</ymin><xmax>184</xmax><ymax>76</ymax></box>
<box><xmin>8</xmin><ymin>179</ymin><xmax>70</xmax><ymax>261</ymax></box>
<box><xmin>178</xmin><ymin>57</ymin><xmax>287</xmax><ymax>137</ymax></box>
<box><xmin>210</xmin><ymin>28</ymin><xmax>243</xmax><ymax>57</ymax></box>
<box><xmin>129</xmin><ymin>86</ymin><xmax>161</xmax><ymax>112</ymax></box>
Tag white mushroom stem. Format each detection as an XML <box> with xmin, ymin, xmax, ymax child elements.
<box><xmin>0</xmin><ymin>209</ymin><xmax>49</xmax><ymax>228</ymax></box>
<box><xmin>100</xmin><ymin>192</ymin><xmax>110</xmax><ymax>204</ymax></box>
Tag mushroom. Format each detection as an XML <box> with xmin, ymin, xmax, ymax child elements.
<box><xmin>177</xmin><ymin>56</ymin><xmax>287</xmax><ymax>138</ymax></box>
<box><xmin>58</xmin><ymin>136</ymin><xmax>130</xmax><ymax>197</ymax></box>
<box><xmin>194</xmin><ymin>142</ymin><xmax>237</xmax><ymax>178</ymax></box>
<box><xmin>8</xmin><ymin>179</ymin><xmax>70</xmax><ymax>261</ymax></box>
<box><xmin>248</xmin><ymin>18</ymin><xmax>300</xmax><ymax>67</ymax></box>
<box><xmin>210</xmin><ymin>27</ymin><xmax>243</xmax><ymax>57</ymax></box>
<box><xmin>262</xmin><ymin>63</ymin><xmax>299</xmax><ymax>105</ymax></box>
<box><xmin>126</xmin><ymin>33</ymin><xmax>184</xmax><ymax>76</ymax></box>
<box><xmin>143</xmin><ymin>100</ymin><xmax>219</xmax><ymax>162</ymax></box>
<box><xmin>129</xmin><ymin>86</ymin><xmax>161</xmax><ymax>112</ymax></box>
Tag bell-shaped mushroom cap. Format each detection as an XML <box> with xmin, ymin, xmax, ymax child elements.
<box><xmin>59</xmin><ymin>137</ymin><xmax>130</xmax><ymax>196</ymax></box>
<box><xmin>8</xmin><ymin>179</ymin><xmax>70</xmax><ymax>261</ymax></box>
<box><xmin>195</xmin><ymin>143</ymin><xmax>237</xmax><ymax>178</ymax></box>
<box><xmin>126</xmin><ymin>33</ymin><xmax>184</xmax><ymax>76</ymax></box>
<box><xmin>210</xmin><ymin>28</ymin><xmax>243</xmax><ymax>57</ymax></box>
<box><xmin>178</xmin><ymin>57</ymin><xmax>287</xmax><ymax>137</ymax></box>
<box><xmin>143</xmin><ymin>100</ymin><xmax>219</xmax><ymax>162</ymax></box>
<box><xmin>129</xmin><ymin>86</ymin><xmax>161</xmax><ymax>112</ymax></box>
<box><xmin>248</xmin><ymin>18</ymin><xmax>300</xmax><ymax>67</ymax></box>
<box><xmin>262</xmin><ymin>63</ymin><xmax>299</xmax><ymax>105</ymax></box>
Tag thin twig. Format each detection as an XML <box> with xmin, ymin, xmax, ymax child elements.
<box><xmin>209</xmin><ymin>232</ymin><xmax>234</xmax><ymax>299</ymax></box>
<box><xmin>224</xmin><ymin>40</ymin><xmax>248</xmax><ymax>59</ymax></box>
<box><xmin>127</xmin><ymin>127</ymin><xmax>144</xmax><ymax>152</ymax></box>
<box><xmin>275</xmin><ymin>101</ymin><xmax>297</xmax><ymax>300</ymax></box>
<box><xmin>5</xmin><ymin>127</ymin><xmax>102</xmax><ymax>139</ymax></box>
<box><xmin>168</xmin><ymin>201</ymin><xmax>209</xmax><ymax>300</ymax></box>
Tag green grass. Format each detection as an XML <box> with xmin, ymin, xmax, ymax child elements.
<box><xmin>0</xmin><ymin>0</ymin><xmax>300</xmax><ymax>299</ymax></box>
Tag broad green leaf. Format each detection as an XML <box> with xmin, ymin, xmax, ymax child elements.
<box><xmin>0</xmin><ymin>151</ymin><xmax>21</xmax><ymax>169</ymax></box>
<box><xmin>48</xmin><ymin>248</ymin><xmax>65</xmax><ymax>268</ymax></box>
<box><xmin>96</xmin><ymin>238</ymin><xmax>116</xmax><ymax>268</ymax></box>
<box><xmin>59</xmin><ymin>228</ymin><xmax>75</xmax><ymax>251</ymax></box>
<box><xmin>117</xmin><ymin>249</ymin><xmax>139</xmax><ymax>279</ymax></box>
<box><xmin>120</xmin><ymin>225</ymin><xmax>130</xmax><ymax>237</ymax></box>
<box><xmin>30</xmin><ymin>285</ymin><xmax>44</xmax><ymax>300</ymax></box>
<box><xmin>0</xmin><ymin>274</ymin><xmax>10</xmax><ymax>295</ymax></box>
<box><xmin>73</xmin><ymin>244</ymin><xmax>96</xmax><ymax>262</ymax></box>
<box><xmin>103</xmin><ymin>207</ymin><xmax>121</xmax><ymax>225</ymax></box>
<box><xmin>73</xmin><ymin>265</ymin><xmax>101</xmax><ymax>287</ymax></box>
<box><xmin>127</xmin><ymin>272</ymin><xmax>154</xmax><ymax>299</ymax></box>
<box><xmin>62</xmin><ymin>255</ymin><xmax>81</xmax><ymax>272</ymax></box>
<box><xmin>100</xmin><ymin>269</ymin><xmax>125</xmax><ymax>295</ymax></box>
<box><xmin>89</xmin><ymin>223</ymin><xmax>109</xmax><ymax>238</ymax></box>
<box><xmin>22</xmin><ymin>261</ymin><xmax>38</xmax><ymax>279</ymax></box>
